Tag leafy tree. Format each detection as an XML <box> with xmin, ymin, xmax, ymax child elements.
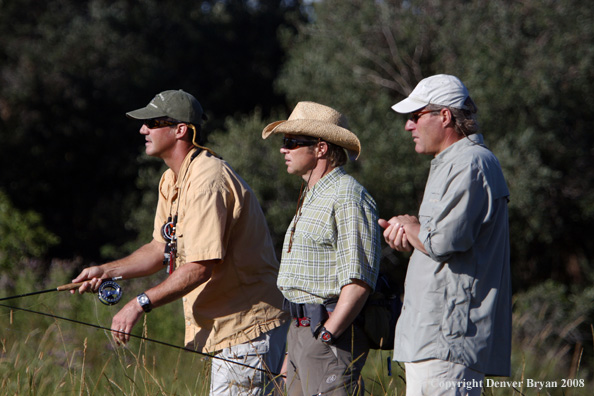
<box><xmin>0</xmin><ymin>0</ymin><xmax>306</xmax><ymax>261</ymax></box>
<box><xmin>273</xmin><ymin>0</ymin><xmax>594</xmax><ymax>290</ymax></box>
<box><xmin>0</xmin><ymin>190</ymin><xmax>59</xmax><ymax>275</ymax></box>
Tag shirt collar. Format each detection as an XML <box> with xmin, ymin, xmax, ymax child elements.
<box><xmin>306</xmin><ymin>166</ymin><xmax>345</xmax><ymax>201</ymax></box>
<box><xmin>175</xmin><ymin>147</ymin><xmax>201</xmax><ymax>188</ymax></box>
<box><xmin>433</xmin><ymin>134</ymin><xmax>485</xmax><ymax>164</ymax></box>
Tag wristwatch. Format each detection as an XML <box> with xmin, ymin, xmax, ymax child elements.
<box><xmin>318</xmin><ymin>326</ymin><xmax>335</xmax><ymax>345</ymax></box>
<box><xmin>137</xmin><ymin>293</ymin><xmax>152</xmax><ymax>313</ymax></box>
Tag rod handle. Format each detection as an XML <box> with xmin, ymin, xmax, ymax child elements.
<box><xmin>56</xmin><ymin>277</ymin><xmax>122</xmax><ymax>292</ymax></box>
<box><xmin>56</xmin><ymin>282</ymin><xmax>86</xmax><ymax>291</ymax></box>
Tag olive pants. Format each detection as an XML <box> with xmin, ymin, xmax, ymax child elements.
<box><xmin>286</xmin><ymin>323</ymin><xmax>369</xmax><ymax>396</ymax></box>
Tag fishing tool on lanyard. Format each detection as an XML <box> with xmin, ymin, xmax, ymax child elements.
<box><xmin>160</xmin><ymin>148</ymin><xmax>201</xmax><ymax>275</ymax></box>
<box><xmin>161</xmin><ymin>214</ymin><xmax>178</xmax><ymax>275</ymax></box>
<box><xmin>0</xmin><ymin>277</ymin><xmax>123</xmax><ymax>306</ymax></box>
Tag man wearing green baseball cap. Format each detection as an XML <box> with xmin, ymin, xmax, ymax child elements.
<box><xmin>72</xmin><ymin>89</ymin><xmax>289</xmax><ymax>395</ymax></box>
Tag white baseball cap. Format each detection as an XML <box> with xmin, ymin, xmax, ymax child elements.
<box><xmin>391</xmin><ymin>74</ymin><xmax>470</xmax><ymax>114</ymax></box>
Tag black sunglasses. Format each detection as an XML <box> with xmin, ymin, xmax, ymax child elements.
<box><xmin>408</xmin><ymin>110</ymin><xmax>437</xmax><ymax>123</ymax></box>
<box><xmin>143</xmin><ymin>118</ymin><xmax>181</xmax><ymax>129</ymax></box>
<box><xmin>282</xmin><ymin>137</ymin><xmax>319</xmax><ymax>150</ymax></box>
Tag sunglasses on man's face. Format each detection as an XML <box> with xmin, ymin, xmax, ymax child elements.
<box><xmin>408</xmin><ymin>110</ymin><xmax>438</xmax><ymax>123</ymax></box>
<box><xmin>143</xmin><ymin>118</ymin><xmax>180</xmax><ymax>129</ymax></box>
<box><xmin>282</xmin><ymin>137</ymin><xmax>319</xmax><ymax>150</ymax></box>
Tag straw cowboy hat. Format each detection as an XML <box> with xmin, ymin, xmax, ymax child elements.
<box><xmin>262</xmin><ymin>101</ymin><xmax>361</xmax><ymax>160</ymax></box>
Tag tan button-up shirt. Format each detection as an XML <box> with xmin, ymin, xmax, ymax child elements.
<box><xmin>153</xmin><ymin>148</ymin><xmax>287</xmax><ymax>352</ymax></box>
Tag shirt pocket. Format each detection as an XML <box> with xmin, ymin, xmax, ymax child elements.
<box><xmin>295</xmin><ymin>209</ymin><xmax>336</xmax><ymax>250</ymax></box>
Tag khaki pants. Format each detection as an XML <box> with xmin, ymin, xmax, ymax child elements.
<box><xmin>210</xmin><ymin>322</ymin><xmax>289</xmax><ymax>396</ymax></box>
<box><xmin>286</xmin><ymin>323</ymin><xmax>369</xmax><ymax>396</ymax></box>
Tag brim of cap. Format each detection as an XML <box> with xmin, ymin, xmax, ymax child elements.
<box><xmin>391</xmin><ymin>97</ymin><xmax>429</xmax><ymax>114</ymax></box>
<box><xmin>126</xmin><ymin>106</ymin><xmax>168</xmax><ymax>120</ymax></box>
<box><xmin>262</xmin><ymin>119</ymin><xmax>361</xmax><ymax>159</ymax></box>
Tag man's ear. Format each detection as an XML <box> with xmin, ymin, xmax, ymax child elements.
<box><xmin>175</xmin><ymin>123</ymin><xmax>190</xmax><ymax>141</ymax></box>
<box><xmin>316</xmin><ymin>141</ymin><xmax>328</xmax><ymax>158</ymax></box>
<box><xmin>441</xmin><ymin>108</ymin><xmax>454</xmax><ymax>127</ymax></box>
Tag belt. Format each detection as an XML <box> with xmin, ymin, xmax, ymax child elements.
<box><xmin>293</xmin><ymin>317</ymin><xmax>311</xmax><ymax>327</ymax></box>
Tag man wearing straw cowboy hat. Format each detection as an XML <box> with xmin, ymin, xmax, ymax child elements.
<box><xmin>72</xmin><ymin>89</ymin><xmax>289</xmax><ymax>396</ymax></box>
<box><xmin>262</xmin><ymin>101</ymin><xmax>381</xmax><ymax>396</ymax></box>
<box><xmin>380</xmin><ymin>75</ymin><xmax>511</xmax><ymax>395</ymax></box>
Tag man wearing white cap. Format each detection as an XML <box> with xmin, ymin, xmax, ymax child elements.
<box><xmin>379</xmin><ymin>75</ymin><xmax>512</xmax><ymax>395</ymax></box>
<box><xmin>262</xmin><ymin>102</ymin><xmax>381</xmax><ymax>396</ymax></box>
<box><xmin>72</xmin><ymin>89</ymin><xmax>289</xmax><ymax>396</ymax></box>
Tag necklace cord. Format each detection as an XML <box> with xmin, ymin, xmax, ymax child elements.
<box><xmin>287</xmin><ymin>146</ymin><xmax>319</xmax><ymax>253</ymax></box>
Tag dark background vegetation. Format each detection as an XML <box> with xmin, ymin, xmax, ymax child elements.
<box><xmin>1</xmin><ymin>0</ymin><xmax>593</xmax><ymax>387</ymax></box>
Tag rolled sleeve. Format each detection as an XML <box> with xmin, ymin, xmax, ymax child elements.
<box><xmin>420</xmin><ymin>163</ymin><xmax>488</xmax><ymax>263</ymax></box>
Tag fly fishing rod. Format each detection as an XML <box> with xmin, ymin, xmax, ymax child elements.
<box><xmin>0</xmin><ymin>277</ymin><xmax>123</xmax><ymax>305</ymax></box>
<box><xmin>0</xmin><ymin>301</ymin><xmax>284</xmax><ymax>377</ymax></box>
<box><xmin>0</xmin><ymin>277</ymin><xmax>284</xmax><ymax>377</ymax></box>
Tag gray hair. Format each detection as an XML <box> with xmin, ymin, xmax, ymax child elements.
<box><xmin>426</xmin><ymin>97</ymin><xmax>479</xmax><ymax>137</ymax></box>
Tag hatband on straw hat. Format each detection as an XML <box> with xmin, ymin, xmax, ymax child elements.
<box><xmin>262</xmin><ymin>101</ymin><xmax>361</xmax><ymax>160</ymax></box>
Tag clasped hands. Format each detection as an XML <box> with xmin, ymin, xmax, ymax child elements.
<box><xmin>378</xmin><ymin>215</ymin><xmax>419</xmax><ymax>252</ymax></box>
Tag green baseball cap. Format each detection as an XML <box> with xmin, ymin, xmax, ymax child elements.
<box><xmin>126</xmin><ymin>89</ymin><xmax>208</xmax><ymax>125</ymax></box>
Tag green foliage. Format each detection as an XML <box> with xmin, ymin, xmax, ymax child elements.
<box><xmin>101</xmin><ymin>154</ymin><xmax>167</xmax><ymax>259</ymax></box>
<box><xmin>362</xmin><ymin>350</ymin><xmax>406</xmax><ymax>395</ymax></box>
<box><xmin>275</xmin><ymin>0</ymin><xmax>594</xmax><ymax>289</ymax></box>
<box><xmin>0</xmin><ymin>191</ymin><xmax>59</xmax><ymax>273</ymax></box>
<box><xmin>0</xmin><ymin>0</ymin><xmax>306</xmax><ymax>261</ymax></box>
<box><xmin>513</xmin><ymin>280</ymin><xmax>594</xmax><ymax>377</ymax></box>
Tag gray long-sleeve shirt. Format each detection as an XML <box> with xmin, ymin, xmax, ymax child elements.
<box><xmin>394</xmin><ymin>134</ymin><xmax>512</xmax><ymax>377</ymax></box>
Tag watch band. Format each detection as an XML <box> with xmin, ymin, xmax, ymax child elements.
<box><xmin>137</xmin><ymin>292</ymin><xmax>152</xmax><ymax>313</ymax></box>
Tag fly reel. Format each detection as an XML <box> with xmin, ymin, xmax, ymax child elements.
<box><xmin>98</xmin><ymin>280</ymin><xmax>123</xmax><ymax>305</ymax></box>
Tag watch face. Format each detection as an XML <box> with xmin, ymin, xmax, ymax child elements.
<box><xmin>138</xmin><ymin>294</ymin><xmax>152</xmax><ymax>312</ymax></box>
<box><xmin>321</xmin><ymin>331</ymin><xmax>332</xmax><ymax>342</ymax></box>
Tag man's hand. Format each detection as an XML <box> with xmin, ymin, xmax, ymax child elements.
<box><xmin>111</xmin><ymin>298</ymin><xmax>144</xmax><ymax>345</ymax></box>
<box><xmin>106</xmin><ymin>259</ymin><xmax>217</xmax><ymax>345</ymax></box>
<box><xmin>69</xmin><ymin>266</ymin><xmax>106</xmax><ymax>294</ymax></box>
<box><xmin>323</xmin><ymin>280</ymin><xmax>371</xmax><ymax>339</ymax></box>
<box><xmin>378</xmin><ymin>215</ymin><xmax>420</xmax><ymax>252</ymax></box>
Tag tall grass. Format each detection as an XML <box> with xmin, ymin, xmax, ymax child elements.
<box><xmin>1</xmin><ymin>264</ymin><xmax>593</xmax><ymax>395</ymax></box>
<box><xmin>0</xmin><ymin>304</ymin><xmax>211</xmax><ymax>395</ymax></box>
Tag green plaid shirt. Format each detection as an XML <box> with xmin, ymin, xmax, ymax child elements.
<box><xmin>277</xmin><ymin>167</ymin><xmax>381</xmax><ymax>304</ymax></box>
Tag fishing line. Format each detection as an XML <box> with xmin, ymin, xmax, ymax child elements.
<box><xmin>0</xmin><ymin>302</ymin><xmax>283</xmax><ymax>377</ymax></box>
